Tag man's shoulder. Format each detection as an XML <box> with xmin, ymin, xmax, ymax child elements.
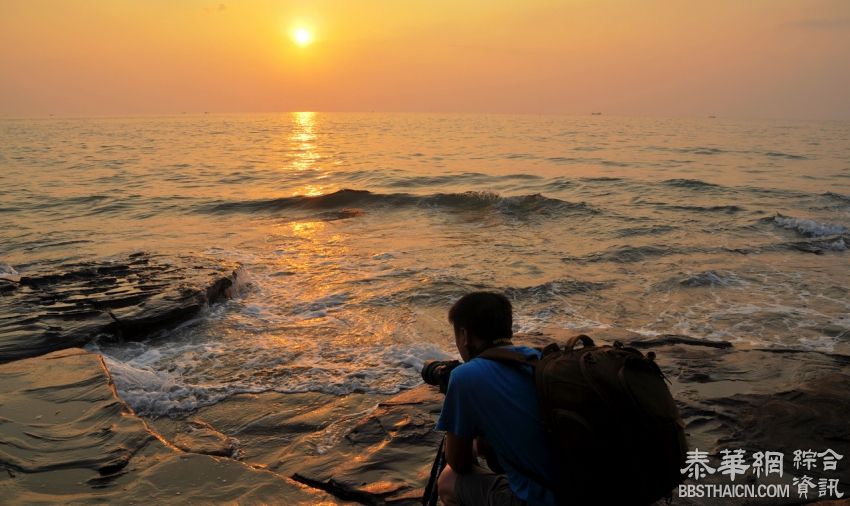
<box><xmin>457</xmin><ymin>346</ymin><xmax>540</xmax><ymax>376</ymax></box>
<box><xmin>477</xmin><ymin>345</ymin><xmax>541</xmax><ymax>361</ymax></box>
<box><xmin>507</xmin><ymin>345</ymin><xmax>541</xmax><ymax>358</ymax></box>
<box><xmin>452</xmin><ymin>357</ymin><xmax>488</xmax><ymax>380</ymax></box>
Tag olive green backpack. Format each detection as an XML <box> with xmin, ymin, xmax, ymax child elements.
<box><xmin>479</xmin><ymin>335</ymin><xmax>687</xmax><ymax>505</ymax></box>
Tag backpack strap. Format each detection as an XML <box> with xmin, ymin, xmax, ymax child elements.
<box><xmin>565</xmin><ymin>334</ymin><xmax>594</xmax><ymax>350</ymax></box>
<box><xmin>476</xmin><ymin>347</ymin><xmax>538</xmax><ymax>366</ymax></box>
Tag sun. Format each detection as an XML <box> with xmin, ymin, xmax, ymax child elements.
<box><xmin>292</xmin><ymin>28</ymin><xmax>313</xmax><ymax>47</ymax></box>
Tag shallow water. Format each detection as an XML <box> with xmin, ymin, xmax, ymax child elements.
<box><xmin>2</xmin><ymin>113</ymin><xmax>849</xmax><ymax>417</ymax></box>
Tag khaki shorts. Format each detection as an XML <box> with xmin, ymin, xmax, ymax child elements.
<box><xmin>454</xmin><ymin>466</ymin><xmax>526</xmax><ymax>506</ymax></box>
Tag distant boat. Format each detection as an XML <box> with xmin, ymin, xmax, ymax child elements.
<box><xmin>708</xmin><ymin>115</ymin><xmax>717</xmax><ymax>119</ymax></box>
<box><xmin>591</xmin><ymin>112</ymin><xmax>602</xmax><ymax>116</ymax></box>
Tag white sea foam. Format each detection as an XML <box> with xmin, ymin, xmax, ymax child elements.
<box><xmin>773</xmin><ymin>215</ymin><xmax>847</xmax><ymax>238</ymax></box>
<box><xmin>95</xmin><ymin>336</ymin><xmax>452</xmax><ymax>418</ymax></box>
<box><xmin>0</xmin><ymin>264</ymin><xmax>20</xmax><ymax>283</ymax></box>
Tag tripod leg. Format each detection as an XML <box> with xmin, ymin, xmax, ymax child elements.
<box><xmin>423</xmin><ymin>435</ymin><xmax>447</xmax><ymax>506</ymax></box>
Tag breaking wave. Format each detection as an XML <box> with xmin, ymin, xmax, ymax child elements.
<box><xmin>201</xmin><ymin>189</ymin><xmax>598</xmax><ymax>218</ymax></box>
<box><xmin>768</xmin><ymin>215</ymin><xmax>848</xmax><ymax>238</ymax></box>
<box><xmin>101</xmin><ymin>341</ymin><xmax>452</xmax><ymax>418</ymax></box>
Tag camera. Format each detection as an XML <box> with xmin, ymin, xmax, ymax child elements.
<box><xmin>421</xmin><ymin>359</ymin><xmax>461</xmax><ymax>394</ymax></box>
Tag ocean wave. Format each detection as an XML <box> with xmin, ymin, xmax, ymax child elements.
<box><xmin>545</xmin><ymin>156</ymin><xmax>579</xmax><ymax>164</ymax></box>
<box><xmin>423</xmin><ymin>191</ymin><xmax>598</xmax><ymax>216</ymax></box>
<box><xmin>504</xmin><ymin>278</ymin><xmax>609</xmax><ymax>301</ymax></box>
<box><xmin>315</xmin><ymin>209</ymin><xmax>365</xmax><ymax>221</ymax></box>
<box><xmin>368</xmin><ymin>275</ymin><xmax>484</xmax><ymax>307</ymax></box>
<box><xmin>662</xmin><ymin>178</ymin><xmax>722</xmax><ymax>189</ymax></box>
<box><xmin>0</xmin><ymin>264</ymin><xmax>21</xmax><ymax>283</ymax></box>
<box><xmin>101</xmin><ymin>341</ymin><xmax>450</xmax><ymax>418</ymax></box>
<box><xmin>783</xmin><ymin>237</ymin><xmax>847</xmax><ymax>254</ymax></box>
<box><xmin>564</xmin><ymin>244</ymin><xmax>685</xmax><ymax>264</ymax></box>
<box><xmin>677</xmin><ymin>147</ymin><xmax>726</xmax><ymax>156</ymax></box>
<box><xmin>667</xmin><ymin>270</ymin><xmax>746</xmax><ymax>288</ymax></box>
<box><xmin>368</xmin><ymin>275</ymin><xmax>608</xmax><ymax>309</ymax></box>
<box><xmin>823</xmin><ymin>192</ymin><xmax>850</xmax><ymax>204</ymax></box>
<box><xmin>613</xmin><ymin>225</ymin><xmax>676</xmax><ymax>237</ymax></box>
<box><xmin>382</xmin><ymin>172</ymin><xmax>542</xmax><ymax>188</ymax></box>
<box><xmin>19</xmin><ymin>239</ymin><xmax>95</xmax><ymax>252</ymax></box>
<box><xmin>540</xmin><ymin>177</ymin><xmax>576</xmax><ymax>191</ymax></box>
<box><xmin>768</xmin><ymin>215</ymin><xmax>848</xmax><ymax>238</ymax></box>
<box><xmin>10</xmin><ymin>194</ymin><xmax>112</xmax><ymax>213</ymax></box>
<box><xmin>661</xmin><ymin>204</ymin><xmax>744</xmax><ymax>213</ymax></box>
<box><xmin>765</xmin><ymin>151</ymin><xmax>808</xmax><ymax>160</ymax></box>
<box><xmin>201</xmin><ymin>189</ymin><xmax>597</xmax><ymax>218</ymax></box>
<box><xmin>580</xmin><ymin>176</ymin><xmax>624</xmax><ymax>182</ymax></box>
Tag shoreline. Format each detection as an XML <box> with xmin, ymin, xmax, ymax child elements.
<box><xmin>1</xmin><ymin>255</ymin><xmax>848</xmax><ymax>504</ymax></box>
<box><xmin>1</xmin><ymin>332</ymin><xmax>848</xmax><ymax>504</ymax></box>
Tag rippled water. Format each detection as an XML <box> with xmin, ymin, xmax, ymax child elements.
<box><xmin>2</xmin><ymin>113</ymin><xmax>849</xmax><ymax>417</ymax></box>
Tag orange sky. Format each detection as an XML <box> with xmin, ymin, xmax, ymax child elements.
<box><xmin>1</xmin><ymin>0</ymin><xmax>849</xmax><ymax>119</ymax></box>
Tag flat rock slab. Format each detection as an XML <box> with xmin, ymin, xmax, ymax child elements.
<box><xmin>140</xmin><ymin>327</ymin><xmax>849</xmax><ymax>505</ymax></box>
<box><xmin>264</xmin><ymin>330</ymin><xmax>849</xmax><ymax>505</ymax></box>
<box><xmin>0</xmin><ymin>253</ymin><xmax>239</xmax><ymax>363</ymax></box>
<box><xmin>0</xmin><ymin>348</ymin><xmax>333</xmax><ymax>504</ymax></box>
<box><xmin>149</xmin><ymin>387</ymin><xmax>442</xmax><ymax>505</ymax></box>
<box><xmin>289</xmin><ymin>386</ymin><xmax>444</xmax><ymax>505</ymax></box>
<box><xmin>3</xmin><ymin>312</ymin><xmax>846</xmax><ymax>504</ymax></box>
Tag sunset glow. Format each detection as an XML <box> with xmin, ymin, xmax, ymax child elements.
<box><xmin>1</xmin><ymin>2</ymin><xmax>849</xmax><ymax>505</ymax></box>
<box><xmin>0</xmin><ymin>1</ymin><xmax>848</xmax><ymax>119</ymax></box>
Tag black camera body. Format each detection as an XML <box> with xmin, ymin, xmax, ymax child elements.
<box><xmin>421</xmin><ymin>359</ymin><xmax>462</xmax><ymax>394</ymax></box>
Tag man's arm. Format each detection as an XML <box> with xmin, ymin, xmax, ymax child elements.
<box><xmin>475</xmin><ymin>436</ymin><xmax>504</xmax><ymax>474</ymax></box>
<box><xmin>444</xmin><ymin>432</ymin><xmax>475</xmax><ymax>474</ymax></box>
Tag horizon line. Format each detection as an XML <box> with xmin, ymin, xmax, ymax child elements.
<box><xmin>1</xmin><ymin>110</ymin><xmax>848</xmax><ymax>124</ymax></box>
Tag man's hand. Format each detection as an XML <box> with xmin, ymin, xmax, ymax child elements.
<box><xmin>444</xmin><ymin>432</ymin><xmax>475</xmax><ymax>474</ymax></box>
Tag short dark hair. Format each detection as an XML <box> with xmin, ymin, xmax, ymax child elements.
<box><xmin>448</xmin><ymin>292</ymin><xmax>513</xmax><ymax>342</ymax></box>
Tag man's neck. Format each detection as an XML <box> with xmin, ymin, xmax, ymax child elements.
<box><xmin>469</xmin><ymin>338</ymin><xmax>513</xmax><ymax>359</ymax></box>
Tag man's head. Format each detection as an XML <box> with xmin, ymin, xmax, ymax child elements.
<box><xmin>448</xmin><ymin>291</ymin><xmax>513</xmax><ymax>360</ymax></box>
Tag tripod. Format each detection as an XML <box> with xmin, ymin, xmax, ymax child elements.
<box><xmin>422</xmin><ymin>434</ymin><xmax>447</xmax><ymax>506</ymax></box>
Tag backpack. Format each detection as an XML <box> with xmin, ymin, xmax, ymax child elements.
<box><xmin>478</xmin><ymin>334</ymin><xmax>687</xmax><ymax>505</ymax></box>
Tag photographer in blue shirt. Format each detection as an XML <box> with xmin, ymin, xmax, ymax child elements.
<box><xmin>436</xmin><ymin>292</ymin><xmax>557</xmax><ymax>506</ymax></box>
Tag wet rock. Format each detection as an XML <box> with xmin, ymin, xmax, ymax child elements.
<box><xmin>285</xmin><ymin>328</ymin><xmax>846</xmax><ymax>505</ymax></box>
<box><xmin>0</xmin><ymin>253</ymin><xmax>240</xmax><ymax>363</ymax></box>
<box><xmin>629</xmin><ymin>333</ymin><xmax>733</xmax><ymax>349</ymax></box>
<box><xmin>0</xmin><ymin>348</ymin><xmax>334</xmax><ymax>504</ymax></box>
<box><xmin>4</xmin><ymin>321</ymin><xmax>846</xmax><ymax>504</ymax></box>
<box><xmin>0</xmin><ymin>348</ymin><xmax>153</xmax><ymax>475</ymax></box>
<box><xmin>171</xmin><ymin>420</ymin><xmax>238</xmax><ymax>457</ymax></box>
<box><xmin>177</xmin><ymin>329</ymin><xmax>846</xmax><ymax>505</ymax></box>
<box><xmin>290</xmin><ymin>386</ymin><xmax>444</xmax><ymax>505</ymax></box>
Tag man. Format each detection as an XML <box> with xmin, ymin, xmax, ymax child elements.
<box><xmin>436</xmin><ymin>292</ymin><xmax>557</xmax><ymax>506</ymax></box>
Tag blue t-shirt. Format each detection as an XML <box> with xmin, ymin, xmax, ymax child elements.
<box><xmin>435</xmin><ymin>346</ymin><xmax>557</xmax><ymax>506</ymax></box>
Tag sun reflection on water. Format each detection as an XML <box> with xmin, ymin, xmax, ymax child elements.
<box><xmin>290</xmin><ymin>112</ymin><xmax>320</xmax><ymax>169</ymax></box>
<box><xmin>288</xmin><ymin>111</ymin><xmax>328</xmax><ymax>197</ymax></box>
<box><xmin>290</xmin><ymin>220</ymin><xmax>325</xmax><ymax>237</ymax></box>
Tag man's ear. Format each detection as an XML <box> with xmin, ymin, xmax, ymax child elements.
<box><xmin>456</xmin><ymin>327</ymin><xmax>468</xmax><ymax>346</ymax></box>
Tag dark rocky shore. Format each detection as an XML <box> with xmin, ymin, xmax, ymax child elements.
<box><xmin>1</xmin><ymin>255</ymin><xmax>848</xmax><ymax>504</ymax></box>
<box><xmin>0</xmin><ymin>253</ymin><xmax>239</xmax><ymax>363</ymax></box>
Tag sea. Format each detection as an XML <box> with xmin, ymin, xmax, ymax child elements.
<box><xmin>1</xmin><ymin>113</ymin><xmax>848</xmax><ymax>418</ymax></box>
